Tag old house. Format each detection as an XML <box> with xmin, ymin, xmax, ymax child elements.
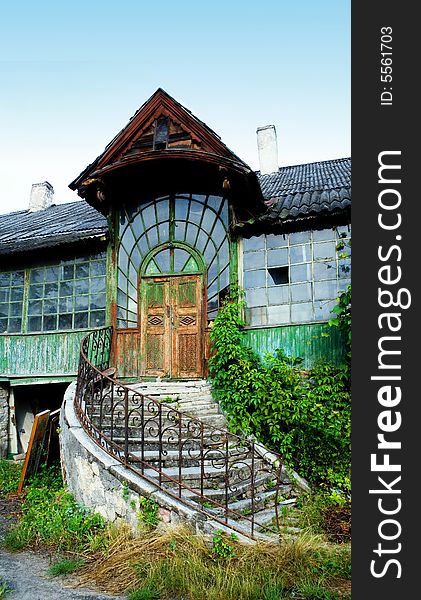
<box><xmin>0</xmin><ymin>88</ymin><xmax>350</xmax><ymax>458</ymax></box>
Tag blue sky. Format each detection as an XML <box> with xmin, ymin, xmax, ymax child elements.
<box><xmin>0</xmin><ymin>1</ymin><xmax>350</xmax><ymax>214</ymax></box>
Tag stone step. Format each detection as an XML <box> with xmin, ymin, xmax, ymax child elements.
<box><xmin>94</xmin><ymin>420</ymin><xmax>228</xmax><ymax>440</ymax></box>
<box><xmin>160</xmin><ymin>472</ymin><xmax>276</xmax><ymax>503</ymax></box>
<box><xmin>128</xmin><ymin>446</ymin><xmax>254</xmax><ymax>469</ymax></box>
<box><xmin>142</xmin><ymin>460</ymin><xmax>262</xmax><ymax>485</ymax></box>
<box><xmin>108</xmin><ymin>435</ymin><xmax>240</xmax><ymax>452</ymax></box>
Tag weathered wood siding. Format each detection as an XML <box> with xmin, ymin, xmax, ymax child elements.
<box><xmin>243</xmin><ymin>323</ymin><xmax>346</xmax><ymax>368</ymax></box>
<box><xmin>113</xmin><ymin>331</ymin><xmax>141</xmax><ymax>379</ymax></box>
<box><xmin>0</xmin><ymin>331</ymin><xmax>88</xmax><ymax>377</ymax></box>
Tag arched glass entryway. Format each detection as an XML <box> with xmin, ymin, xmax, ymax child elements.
<box><xmin>117</xmin><ymin>193</ymin><xmax>230</xmax><ymax>329</ymax></box>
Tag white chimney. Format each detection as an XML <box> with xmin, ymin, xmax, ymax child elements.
<box><xmin>29</xmin><ymin>182</ymin><xmax>54</xmax><ymax>212</ymax></box>
<box><xmin>256</xmin><ymin>125</ymin><xmax>278</xmax><ymax>175</ymax></box>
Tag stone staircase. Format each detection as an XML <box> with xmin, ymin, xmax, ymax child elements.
<box><xmin>89</xmin><ymin>379</ymin><xmax>306</xmax><ymax>540</ymax></box>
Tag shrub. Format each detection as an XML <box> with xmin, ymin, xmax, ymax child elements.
<box><xmin>208</xmin><ymin>294</ymin><xmax>350</xmax><ymax>492</ymax></box>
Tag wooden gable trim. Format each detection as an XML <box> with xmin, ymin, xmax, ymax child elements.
<box><xmin>70</xmin><ymin>89</ymin><xmax>250</xmax><ymax>191</ymax></box>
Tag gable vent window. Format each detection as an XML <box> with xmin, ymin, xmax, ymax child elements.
<box><xmin>154</xmin><ymin>117</ymin><xmax>169</xmax><ymax>150</ymax></box>
<box><xmin>268</xmin><ymin>267</ymin><xmax>289</xmax><ymax>285</ymax></box>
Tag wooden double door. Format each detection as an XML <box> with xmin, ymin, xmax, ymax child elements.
<box><xmin>141</xmin><ymin>275</ymin><xmax>204</xmax><ymax>378</ymax></box>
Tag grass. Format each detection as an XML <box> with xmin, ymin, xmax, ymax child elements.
<box><xmin>1</xmin><ymin>460</ymin><xmax>107</xmax><ymax>554</ymax></box>
<box><xmin>0</xmin><ymin>458</ymin><xmax>351</xmax><ymax>599</ymax></box>
<box><xmin>0</xmin><ymin>577</ymin><xmax>11</xmax><ymax>599</ymax></box>
<box><xmin>0</xmin><ymin>460</ymin><xmax>22</xmax><ymax>498</ymax></box>
<box><xmin>48</xmin><ymin>558</ymin><xmax>86</xmax><ymax>577</ymax></box>
<box><xmin>76</xmin><ymin>525</ymin><xmax>351</xmax><ymax>600</ymax></box>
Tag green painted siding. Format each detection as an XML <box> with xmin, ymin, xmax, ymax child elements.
<box><xmin>243</xmin><ymin>323</ymin><xmax>346</xmax><ymax>368</ymax></box>
<box><xmin>0</xmin><ymin>331</ymin><xmax>89</xmax><ymax>378</ymax></box>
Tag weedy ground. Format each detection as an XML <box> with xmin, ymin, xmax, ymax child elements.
<box><xmin>0</xmin><ymin>459</ymin><xmax>350</xmax><ymax>600</ymax></box>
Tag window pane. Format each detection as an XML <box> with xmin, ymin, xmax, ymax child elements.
<box><xmin>0</xmin><ymin>304</ymin><xmax>8</xmax><ymax>318</ymax></box>
<box><xmin>76</xmin><ymin>279</ymin><xmax>89</xmax><ymax>294</ymax></box>
<box><xmin>45</xmin><ymin>266</ymin><xmax>60</xmax><ymax>282</ymax></box>
<box><xmin>212</xmin><ymin>220</ymin><xmax>227</xmax><ymax>247</ymax></box>
<box><xmin>245</xmin><ymin>306</ymin><xmax>267</xmax><ymax>326</ymax></box>
<box><xmin>43</xmin><ymin>315</ymin><xmax>57</xmax><ymax>331</ymax></box>
<box><xmin>58</xmin><ymin>314</ymin><xmax>73</xmax><ymax>330</ymax></box>
<box><xmin>154</xmin><ymin>249</ymin><xmax>171</xmax><ymax>272</ymax></box>
<box><xmin>10</xmin><ymin>303</ymin><xmax>22</xmax><ymax>317</ymax></box>
<box><xmin>188</xmin><ymin>201</ymin><xmax>204</xmax><ymax>225</ymax></box>
<box><xmin>291</xmin><ymin>302</ymin><xmax>314</xmax><ymax>322</ymax></box>
<box><xmin>289</xmin><ymin>231</ymin><xmax>311</xmax><ymax>244</ymax></box>
<box><xmin>156</xmin><ymin>198</ymin><xmax>169</xmax><ymax>223</ymax></box>
<box><xmin>185</xmin><ymin>222</ymin><xmax>199</xmax><ymax>247</ymax></box>
<box><xmin>245</xmin><ymin>287</ymin><xmax>267</xmax><ymax>307</ymax></box>
<box><xmin>27</xmin><ymin>316</ymin><xmax>42</xmax><ymax>332</ymax></box>
<box><xmin>290</xmin><ymin>264</ymin><xmax>312</xmax><ymax>283</ymax></box>
<box><xmin>290</xmin><ymin>245</ymin><xmax>311</xmax><ymax>263</ymax></box>
<box><xmin>243</xmin><ymin>236</ymin><xmax>265</xmax><ymax>252</ymax></box>
<box><xmin>314</xmin><ymin>280</ymin><xmax>338</xmax><ymax>300</ymax></box>
<box><xmin>268</xmin><ymin>286</ymin><xmax>289</xmax><ymax>305</ymax></box>
<box><xmin>267</xmin><ymin>248</ymin><xmax>288</xmax><ymax>267</ymax></box>
<box><xmin>314</xmin><ymin>261</ymin><xmax>337</xmax><ymax>281</ymax></box>
<box><xmin>174</xmin><ymin>248</ymin><xmax>190</xmax><ymax>273</ymax></box>
<box><xmin>243</xmin><ymin>252</ymin><xmax>265</xmax><ymax>270</ymax></box>
<box><xmin>59</xmin><ymin>297</ymin><xmax>73</xmax><ymax>312</ymax></box>
<box><xmin>175</xmin><ymin>197</ymin><xmax>189</xmax><ymax>221</ymax></box>
<box><xmin>266</xmin><ymin>234</ymin><xmax>287</xmax><ymax>249</ymax></box>
<box><xmin>75</xmin><ymin>263</ymin><xmax>89</xmax><ymax>279</ymax></box>
<box><xmin>313</xmin><ymin>228</ymin><xmax>335</xmax><ymax>242</ymax></box>
<box><xmin>29</xmin><ymin>285</ymin><xmax>43</xmax><ymax>299</ymax></box>
<box><xmin>268</xmin><ymin>305</ymin><xmax>290</xmax><ymax>324</ymax></box>
<box><xmin>142</xmin><ymin>204</ymin><xmax>156</xmax><ymax>228</ymax></box>
<box><xmin>90</xmin><ymin>293</ymin><xmax>106</xmax><ymax>310</ymax></box>
<box><xmin>43</xmin><ymin>298</ymin><xmax>58</xmax><ymax>314</ymax></box>
<box><xmin>183</xmin><ymin>256</ymin><xmax>199</xmax><ymax>272</ymax></box>
<box><xmin>89</xmin><ymin>311</ymin><xmax>106</xmax><ymax>328</ymax></box>
<box><xmin>11</xmin><ymin>272</ymin><xmax>24</xmax><ymax>285</ymax></box>
<box><xmin>59</xmin><ymin>281</ymin><xmax>74</xmax><ymax>296</ymax></box>
<box><xmin>291</xmin><ymin>283</ymin><xmax>312</xmax><ymax>302</ymax></box>
<box><xmin>0</xmin><ymin>289</ymin><xmax>9</xmax><ymax>302</ymax></box>
<box><xmin>29</xmin><ymin>269</ymin><xmax>44</xmax><ymax>283</ymax></box>
<box><xmin>0</xmin><ymin>318</ymin><xmax>7</xmax><ymax>333</ymax></box>
<box><xmin>74</xmin><ymin>313</ymin><xmax>89</xmax><ymax>329</ymax></box>
<box><xmin>244</xmin><ymin>269</ymin><xmax>266</xmax><ymax>289</ymax></box>
<box><xmin>44</xmin><ymin>283</ymin><xmax>58</xmax><ymax>298</ymax></box>
<box><xmin>313</xmin><ymin>241</ymin><xmax>336</xmax><ymax>260</ymax></box>
<box><xmin>90</xmin><ymin>261</ymin><xmax>106</xmax><ymax>276</ymax></box>
<box><xmin>10</xmin><ymin>287</ymin><xmax>24</xmax><ymax>302</ymax></box>
<box><xmin>61</xmin><ymin>264</ymin><xmax>74</xmax><ymax>280</ymax></box>
<box><xmin>8</xmin><ymin>318</ymin><xmax>22</xmax><ymax>333</ymax></box>
<box><xmin>74</xmin><ymin>296</ymin><xmax>89</xmax><ymax>311</ymax></box>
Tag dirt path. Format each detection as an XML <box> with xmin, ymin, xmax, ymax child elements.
<box><xmin>0</xmin><ymin>497</ymin><xmax>126</xmax><ymax>600</ymax></box>
<box><xmin>0</xmin><ymin>549</ymin><xmax>127</xmax><ymax>600</ymax></box>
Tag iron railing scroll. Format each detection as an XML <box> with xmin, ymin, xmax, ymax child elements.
<box><xmin>74</xmin><ymin>327</ymin><xmax>285</xmax><ymax>540</ymax></box>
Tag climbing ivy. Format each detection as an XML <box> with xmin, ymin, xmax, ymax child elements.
<box><xmin>328</xmin><ymin>284</ymin><xmax>352</xmax><ymax>358</ymax></box>
<box><xmin>208</xmin><ymin>293</ymin><xmax>350</xmax><ymax>492</ymax></box>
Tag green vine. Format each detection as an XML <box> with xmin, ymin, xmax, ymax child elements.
<box><xmin>208</xmin><ymin>293</ymin><xmax>350</xmax><ymax>492</ymax></box>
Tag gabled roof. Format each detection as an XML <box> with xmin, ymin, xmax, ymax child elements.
<box><xmin>0</xmin><ymin>201</ymin><xmax>108</xmax><ymax>257</ymax></box>
<box><xmin>256</xmin><ymin>157</ymin><xmax>351</xmax><ymax>223</ymax></box>
<box><xmin>70</xmin><ymin>88</ymin><xmax>251</xmax><ymax>193</ymax></box>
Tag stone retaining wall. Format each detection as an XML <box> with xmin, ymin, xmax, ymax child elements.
<box><xmin>60</xmin><ymin>382</ymin><xmax>215</xmax><ymax>536</ymax></box>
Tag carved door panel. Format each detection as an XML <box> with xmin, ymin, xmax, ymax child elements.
<box><xmin>141</xmin><ymin>275</ymin><xmax>203</xmax><ymax>378</ymax></box>
<box><xmin>142</xmin><ymin>278</ymin><xmax>171</xmax><ymax>377</ymax></box>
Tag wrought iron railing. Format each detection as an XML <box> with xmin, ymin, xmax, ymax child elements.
<box><xmin>74</xmin><ymin>327</ymin><xmax>285</xmax><ymax>540</ymax></box>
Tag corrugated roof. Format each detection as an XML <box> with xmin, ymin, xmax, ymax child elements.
<box><xmin>256</xmin><ymin>157</ymin><xmax>350</xmax><ymax>224</ymax></box>
<box><xmin>0</xmin><ymin>201</ymin><xmax>108</xmax><ymax>256</ymax></box>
